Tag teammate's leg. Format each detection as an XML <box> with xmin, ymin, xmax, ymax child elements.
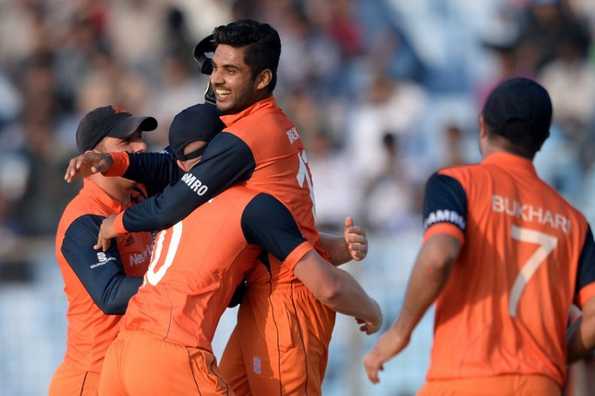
<box><xmin>111</xmin><ymin>330</ymin><xmax>232</xmax><ymax>396</ymax></box>
<box><xmin>98</xmin><ymin>336</ymin><xmax>127</xmax><ymax>396</ymax></box>
<box><xmin>49</xmin><ymin>362</ymin><xmax>100</xmax><ymax>396</ymax></box>
<box><xmin>220</xmin><ymin>326</ymin><xmax>251</xmax><ymax>395</ymax></box>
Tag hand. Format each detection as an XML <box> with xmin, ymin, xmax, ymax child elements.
<box><xmin>64</xmin><ymin>150</ymin><xmax>113</xmax><ymax>183</ymax></box>
<box><xmin>344</xmin><ymin>217</ymin><xmax>368</xmax><ymax>261</ymax></box>
<box><xmin>363</xmin><ymin>328</ymin><xmax>411</xmax><ymax>384</ymax></box>
<box><xmin>94</xmin><ymin>215</ymin><xmax>118</xmax><ymax>252</ymax></box>
<box><xmin>356</xmin><ymin>299</ymin><xmax>383</xmax><ymax>335</ymax></box>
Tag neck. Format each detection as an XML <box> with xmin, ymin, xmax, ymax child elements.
<box><xmin>89</xmin><ymin>174</ymin><xmax>132</xmax><ymax>205</ymax></box>
<box><xmin>483</xmin><ymin>139</ymin><xmax>534</xmax><ymax>161</ymax></box>
<box><xmin>252</xmin><ymin>91</ymin><xmax>272</xmax><ymax>105</ymax></box>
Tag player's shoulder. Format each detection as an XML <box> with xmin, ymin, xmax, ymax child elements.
<box><xmin>57</xmin><ymin>190</ymin><xmax>110</xmax><ymax>236</ymax></box>
<box><xmin>434</xmin><ymin>162</ymin><xmax>486</xmax><ymax>188</ymax></box>
<box><xmin>225</xmin><ymin>107</ymin><xmax>296</xmax><ymax>148</ymax></box>
<box><xmin>540</xmin><ymin>179</ymin><xmax>588</xmax><ymax>225</ymax></box>
<box><xmin>210</xmin><ymin>186</ymin><xmax>262</xmax><ymax>213</ymax></box>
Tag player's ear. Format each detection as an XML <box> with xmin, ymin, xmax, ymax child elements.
<box><xmin>479</xmin><ymin>115</ymin><xmax>488</xmax><ymax>140</ymax></box>
<box><xmin>176</xmin><ymin>159</ymin><xmax>187</xmax><ymax>172</ymax></box>
<box><xmin>255</xmin><ymin>69</ymin><xmax>272</xmax><ymax>91</ymax></box>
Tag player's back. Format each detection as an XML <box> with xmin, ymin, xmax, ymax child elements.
<box><xmin>122</xmin><ymin>186</ymin><xmax>261</xmax><ymax>350</ymax></box>
<box><xmin>221</xmin><ymin>97</ymin><xmax>322</xmax><ymax>285</ymax></box>
<box><xmin>428</xmin><ymin>152</ymin><xmax>588</xmax><ymax>386</ymax></box>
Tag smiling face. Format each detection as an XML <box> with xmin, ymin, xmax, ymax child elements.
<box><xmin>209</xmin><ymin>44</ymin><xmax>272</xmax><ymax>115</ymax></box>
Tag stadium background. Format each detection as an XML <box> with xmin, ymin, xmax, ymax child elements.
<box><xmin>1</xmin><ymin>0</ymin><xmax>594</xmax><ymax>394</ymax></box>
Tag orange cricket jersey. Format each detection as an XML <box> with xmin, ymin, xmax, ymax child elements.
<box><xmin>422</xmin><ymin>152</ymin><xmax>595</xmax><ymax>386</ymax></box>
<box><xmin>54</xmin><ymin>179</ymin><xmax>152</xmax><ymax>373</ymax></box>
<box><xmin>220</xmin><ymin>97</ymin><xmax>324</xmax><ymax>285</ymax></box>
<box><xmin>121</xmin><ymin>186</ymin><xmax>314</xmax><ymax>350</ymax></box>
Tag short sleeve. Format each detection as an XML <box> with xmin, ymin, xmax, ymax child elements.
<box><xmin>576</xmin><ymin>225</ymin><xmax>595</xmax><ymax>307</ymax></box>
<box><xmin>422</xmin><ymin>172</ymin><xmax>468</xmax><ymax>242</ymax></box>
<box><xmin>241</xmin><ymin>193</ymin><xmax>313</xmax><ymax>270</ymax></box>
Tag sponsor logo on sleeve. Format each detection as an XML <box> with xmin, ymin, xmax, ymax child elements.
<box><xmin>181</xmin><ymin>173</ymin><xmax>209</xmax><ymax>196</ymax></box>
<box><xmin>90</xmin><ymin>252</ymin><xmax>116</xmax><ymax>269</ymax></box>
<box><xmin>424</xmin><ymin>210</ymin><xmax>466</xmax><ymax>230</ymax></box>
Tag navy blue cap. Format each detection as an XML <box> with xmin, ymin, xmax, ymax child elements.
<box><xmin>76</xmin><ymin>106</ymin><xmax>157</xmax><ymax>153</ymax></box>
<box><xmin>482</xmin><ymin>77</ymin><xmax>552</xmax><ymax>153</ymax></box>
<box><xmin>168</xmin><ymin>103</ymin><xmax>224</xmax><ymax>160</ymax></box>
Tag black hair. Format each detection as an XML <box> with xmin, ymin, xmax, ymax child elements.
<box><xmin>482</xmin><ymin>78</ymin><xmax>552</xmax><ymax>158</ymax></box>
<box><xmin>483</xmin><ymin>119</ymin><xmax>549</xmax><ymax>158</ymax></box>
<box><xmin>213</xmin><ymin>19</ymin><xmax>281</xmax><ymax>92</ymax></box>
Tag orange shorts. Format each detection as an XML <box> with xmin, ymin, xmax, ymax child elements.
<box><xmin>98</xmin><ymin>330</ymin><xmax>232</xmax><ymax>396</ymax></box>
<box><xmin>49</xmin><ymin>361</ymin><xmax>99</xmax><ymax>396</ymax></box>
<box><xmin>220</xmin><ymin>283</ymin><xmax>335</xmax><ymax>396</ymax></box>
<box><xmin>418</xmin><ymin>375</ymin><xmax>561</xmax><ymax>396</ymax></box>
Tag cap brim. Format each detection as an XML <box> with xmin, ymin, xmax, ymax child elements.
<box><xmin>109</xmin><ymin>116</ymin><xmax>158</xmax><ymax>138</ymax></box>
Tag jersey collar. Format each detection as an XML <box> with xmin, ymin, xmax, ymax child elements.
<box><xmin>81</xmin><ymin>178</ymin><xmax>127</xmax><ymax>213</ymax></box>
<box><xmin>219</xmin><ymin>96</ymin><xmax>277</xmax><ymax>127</ymax></box>
<box><xmin>482</xmin><ymin>151</ymin><xmax>537</xmax><ymax>176</ymax></box>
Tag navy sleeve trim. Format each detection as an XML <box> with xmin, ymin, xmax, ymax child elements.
<box><xmin>577</xmin><ymin>225</ymin><xmax>595</xmax><ymax>292</ymax></box>
<box><xmin>123</xmin><ymin>132</ymin><xmax>256</xmax><ymax>232</ymax></box>
<box><xmin>61</xmin><ymin>215</ymin><xmax>142</xmax><ymax>315</ymax></box>
<box><xmin>422</xmin><ymin>173</ymin><xmax>468</xmax><ymax>231</ymax></box>
<box><xmin>241</xmin><ymin>193</ymin><xmax>306</xmax><ymax>263</ymax></box>
<box><xmin>123</xmin><ymin>151</ymin><xmax>183</xmax><ymax>197</ymax></box>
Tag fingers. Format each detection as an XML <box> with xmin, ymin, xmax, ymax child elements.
<box><xmin>64</xmin><ymin>151</ymin><xmax>107</xmax><ymax>183</ymax></box>
<box><xmin>344</xmin><ymin>216</ymin><xmax>353</xmax><ymax>229</ymax></box>
<box><xmin>363</xmin><ymin>354</ymin><xmax>383</xmax><ymax>384</ymax></box>
<box><xmin>94</xmin><ymin>235</ymin><xmax>111</xmax><ymax>252</ymax></box>
<box><xmin>348</xmin><ymin>242</ymin><xmax>368</xmax><ymax>261</ymax></box>
<box><xmin>65</xmin><ymin>157</ymin><xmax>83</xmax><ymax>183</ymax></box>
<box><xmin>345</xmin><ymin>232</ymin><xmax>366</xmax><ymax>244</ymax></box>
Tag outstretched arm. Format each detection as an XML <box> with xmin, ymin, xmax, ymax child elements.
<box><xmin>65</xmin><ymin>149</ymin><xmax>182</xmax><ymax>196</ymax></box>
<box><xmin>94</xmin><ymin>133</ymin><xmax>256</xmax><ymax>251</ymax></box>
<box><xmin>241</xmin><ymin>194</ymin><xmax>381</xmax><ymax>334</ymax></box>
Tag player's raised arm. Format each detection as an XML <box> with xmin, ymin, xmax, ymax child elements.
<box><xmin>61</xmin><ymin>215</ymin><xmax>142</xmax><ymax>315</ymax></box>
<box><xmin>114</xmin><ymin>132</ymin><xmax>254</xmax><ymax>233</ymax></box>
<box><xmin>240</xmin><ymin>193</ymin><xmax>382</xmax><ymax>333</ymax></box>
<box><xmin>318</xmin><ymin>217</ymin><xmax>368</xmax><ymax>266</ymax></box>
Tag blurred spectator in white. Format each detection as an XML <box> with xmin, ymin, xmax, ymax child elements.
<box><xmin>108</xmin><ymin>0</ymin><xmax>164</xmax><ymax>73</ymax></box>
<box><xmin>0</xmin><ymin>0</ymin><xmax>43</xmax><ymax>70</ymax></box>
<box><xmin>539</xmin><ymin>29</ymin><xmax>595</xmax><ymax>139</ymax></box>
<box><xmin>174</xmin><ymin>0</ymin><xmax>232</xmax><ymax>38</ymax></box>
<box><xmin>78</xmin><ymin>49</ymin><xmax>150</xmax><ymax>115</ymax></box>
<box><xmin>441</xmin><ymin>123</ymin><xmax>467</xmax><ymax>168</ymax></box>
<box><xmin>0</xmin><ymin>72</ymin><xmax>22</xmax><ymax>128</ymax></box>
<box><xmin>349</xmin><ymin>73</ymin><xmax>427</xmax><ymax>180</ymax></box>
<box><xmin>359</xmin><ymin>132</ymin><xmax>417</xmax><ymax>234</ymax></box>
<box><xmin>308</xmin><ymin>131</ymin><xmax>356</xmax><ymax>232</ymax></box>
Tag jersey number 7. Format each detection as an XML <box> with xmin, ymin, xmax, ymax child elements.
<box><xmin>509</xmin><ymin>225</ymin><xmax>558</xmax><ymax>317</ymax></box>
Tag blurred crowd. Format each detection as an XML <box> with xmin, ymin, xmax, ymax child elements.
<box><xmin>1</xmin><ymin>0</ymin><xmax>595</xmax><ymax>271</ymax></box>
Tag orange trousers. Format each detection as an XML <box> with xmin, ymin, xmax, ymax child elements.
<box><xmin>49</xmin><ymin>361</ymin><xmax>99</xmax><ymax>396</ymax></box>
<box><xmin>98</xmin><ymin>330</ymin><xmax>232</xmax><ymax>396</ymax></box>
<box><xmin>220</xmin><ymin>283</ymin><xmax>335</xmax><ymax>396</ymax></box>
<box><xmin>418</xmin><ymin>375</ymin><xmax>561</xmax><ymax>396</ymax></box>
